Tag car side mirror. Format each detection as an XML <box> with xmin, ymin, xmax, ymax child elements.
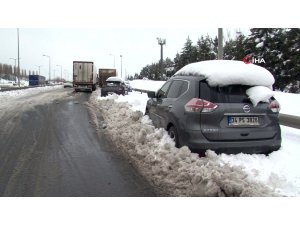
<box><xmin>147</xmin><ymin>91</ymin><xmax>156</xmax><ymax>98</ymax></box>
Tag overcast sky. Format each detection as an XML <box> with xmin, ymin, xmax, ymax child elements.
<box><xmin>0</xmin><ymin>28</ymin><xmax>248</xmax><ymax>80</ymax></box>
<box><xmin>0</xmin><ymin>0</ymin><xmax>296</xmax><ymax>81</ymax></box>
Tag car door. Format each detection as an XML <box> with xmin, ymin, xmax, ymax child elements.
<box><xmin>156</xmin><ymin>80</ymin><xmax>186</xmax><ymax>129</ymax></box>
<box><xmin>148</xmin><ymin>81</ymin><xmax>172</xmax><ymax>128</ymax></box>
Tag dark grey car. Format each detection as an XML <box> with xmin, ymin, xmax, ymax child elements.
<box><xmin>146</xmin><ymin>76</ymin><xmax>281</xmax><ymax>154</ymax></box>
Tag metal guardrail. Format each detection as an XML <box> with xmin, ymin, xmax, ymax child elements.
<box><xmin>132</xmin><ymin>88</ymin><xmax>151</xmax><ymax>94</ymax></box>
<box><xmin>279</xmin><ymin>114</ymin><xmax>300</xmax><ymax>129</ymax></box>
<box><xmin>0</xmin><ymin>86</ymin><xmax>31</xmax><ymax>92</ymax></box>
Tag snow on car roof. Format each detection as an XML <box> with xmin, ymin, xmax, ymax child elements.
<box><xmin>174</xmin><ymin>60</ymin><xmax>275</xmax><ymax>87</ymax></box>
<box><xmin>106</xmin><ymin>77</ymin><xmax>123</xmax><ymax>82</ymax></box>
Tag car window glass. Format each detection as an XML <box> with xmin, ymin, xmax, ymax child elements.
<box><xmin>178</xmin><ymin>81</ymin><xmax>188</xmax><ymax>96</ymax></box>
<box><xmin>157</xmin><ymin>81</ymin><xmax>171</xmax><ymax>98</ymax></box>
<box><xmin>200</xmin><ymin>81</ymin><xmax>251</xmax><ymax>103</ymax></box>
<box><xmin>167</xmin><ymin>80</ymin><xmax>184</xmax><ymax>98</ymax></box>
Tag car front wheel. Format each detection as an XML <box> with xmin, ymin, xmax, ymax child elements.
<box><xmin>168</xmin><ymin>126</ymin><xmax>180</xmax><ymax>148</ymax></box>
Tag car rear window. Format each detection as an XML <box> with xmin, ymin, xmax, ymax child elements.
<box><xmin>200</xmin><ymin>81</ymin><xmax>252</xmax><ymax>103</ymax></box>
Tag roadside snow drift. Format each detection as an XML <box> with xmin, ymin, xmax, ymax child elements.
<box><xmin>90</xmin><ymin>91</ymin><xmax>277</xmax><ymax>197</ymax></box>
<box><xmin>174</xmin><ymin>60</ymin><xmax>275</xmax><ymax>87</ymax></box>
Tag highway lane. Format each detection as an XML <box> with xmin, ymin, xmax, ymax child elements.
<box><xmin>0</xmin><ymin>88</ymin><xmax>157</xmax><ymax>196</ymax></box>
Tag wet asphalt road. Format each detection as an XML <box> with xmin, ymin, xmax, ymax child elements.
<box><xmin>0</xmin><ymin>88</ymin><xmax>156</xmax><ymax>196</ymax></box>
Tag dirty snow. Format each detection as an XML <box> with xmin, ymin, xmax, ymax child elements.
<box><xmin>246</xmin><ymin>86</ymin><xmax>274</xmax><ymax>106</ymax></box>
<box><xmin>93</xmin><ymin>88</ymin><xmax>300</xmax><ymax>196</ymax></box>
<box><xmin>174</xmin><ymin>60</ymin><xmax>275</xmax><ymax>87</ymax></box>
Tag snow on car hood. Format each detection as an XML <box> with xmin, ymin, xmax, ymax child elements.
<box><xmin>174</xmin><ymin>60</ymin><xmax>275</xmax><ymax>87</ymax></box>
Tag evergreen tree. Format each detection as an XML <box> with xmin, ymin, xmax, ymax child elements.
<box><xmin>245</xmin><ymin>28</ymin><xmax>286</xmax><ymax>90</ymax></box>
<box><xmin>197</xmin><ymin>35</ymin><xmax>215</xmax><ymax>61</ymax></box>
<box><xmin>174</xmin><ymin>37</ymin><xmax>198</xmax><ymax>72</ymax></box>
<box><xmin>282</xmin><ymin>28</ymin><xmax>300</xmax><ymax>92</ymax></box>
<box><xmin>224</xmin><ymin>34</ymin><xmax>247</xmax><ymax>60</ymax></box>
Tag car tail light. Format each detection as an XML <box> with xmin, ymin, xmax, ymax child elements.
<box><xmin>185</xmin><ymin>98</ymin><xmax>218</xmax><ymax>113</ymax></box>
<box><xmin>269</xmin><ymin>100</ymin><xmax>280</xmax><ymax>113</ymax></box>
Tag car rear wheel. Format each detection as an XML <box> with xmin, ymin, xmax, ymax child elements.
<box><xmin>168</xmin><ymin>126</ymin><xmax>180</xmax><ymax>148</ymax></box>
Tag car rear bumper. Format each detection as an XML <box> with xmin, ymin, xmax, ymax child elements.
<box><xmin>182</xmin><ymin>130</ymin><xmax>282</xmax><ymax>154</ymax></box>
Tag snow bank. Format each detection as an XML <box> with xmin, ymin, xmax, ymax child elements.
<box><xmin>98</xmin><ymin>91</ymin><xmax>149</xmax><ymax>114</ymax></box>
<box><xmin>129</xmin><ymin>79</ymin><xmax>165</xmax><ymax>92</ymax></box>
<box><xmin>174</xmin><ymin>60</ymin><xmax>275</xmax><ymax>87</ymax></box>
<box><xmin>90</xmin><ymin>91</ymin><xmax>277</xmax><ymax>197</ymax></box>
<box><xmin>246</xmin><ymin>86</ymin><xmax>274</xmax><ymax>106</ymax></box>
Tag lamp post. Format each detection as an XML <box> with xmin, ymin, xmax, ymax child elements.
<box><xmin>17</xmin><ymin>28</ymin><xmax>20</xmax><ymax>87</ymax></box>
<box><xmin>109</xmin><ymin>54</ymin><xmax>115</xmax><ymax>68</ymax></box>
<box><xmin>56</xmin><ymin>64</ymin><xmax>62</xmax><ymax>82</ymax></box>
<box><xmin>42</xmin><ymin>54</ymin><xmax>51</xmax><ymax>82</ymax></box>
<box><xmin>157</xmin><ymin>37</ymin><xmax>166</xmax><ymax>79</ymax></box>
<box><xmin>120</xmin><ymin>55</ymin><xmax>123</xmax><ymax>78</ymax></box>
<box><xmin>218</xmin><ymin>28</ymin><xmax>223</xmax><ymax>60</ymax></box>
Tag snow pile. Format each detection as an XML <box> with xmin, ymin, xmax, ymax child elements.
<box><xmin>174</xmin><ymin>60</ymin><xmax>275</xmax><ymax>87</ymax></box>
<box><xmin>129</xmin><ymin>79</ymin><xmax>165</xmax><ymax>92</ymax></box>
<box><xmin>246</xmin><ymin>86</ymin><xmax>274</xmax><ymax>106</ymax></box>
<box><xmin>98</xmin><ymin>92</ymin><xmax>149</xmax><ymax>114</ymax></box>
<box><xmin>91</xmin><ymin>91</ymin><xmax>277</xmax><ymax>196</ymax></box>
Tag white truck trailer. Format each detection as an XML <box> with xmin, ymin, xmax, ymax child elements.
<box><xmin>73</xmin><ymin>61</ymin><xmax>97</xmax><ymax>92</ymax></box>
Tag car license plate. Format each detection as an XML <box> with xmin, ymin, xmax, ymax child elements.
<box><xmin>228</xmin><ymin>116</ymin><xmax>259</xmax><ymax>126</ymax></box>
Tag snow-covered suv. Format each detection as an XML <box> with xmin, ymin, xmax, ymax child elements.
<box><xmin>146</xmin><ymin>60</ymin><xmax>281</xmax><ymax>154</ymax></box>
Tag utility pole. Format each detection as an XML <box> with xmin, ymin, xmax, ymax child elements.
<box><xmin>120</xmin><ymin>55</ymin><xmax>123</xmax><ymax>79</ymax></box>
<box><xmin>157</xmin><ymin>37</ymin><xmax>166</xmax><ymax>79</ymax></box>
<box><xmin>17</xmin><ymin>28</ymin><xmax>20</xmax><ymax>87</ymax></box>
<box><xmin>218</xmin><ymin>28</ymin><xmax>223</xmax><ymax>60</ymax></box>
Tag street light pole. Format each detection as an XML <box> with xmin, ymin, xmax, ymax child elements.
<box><xmin>56</xmin><ymin>64</ymin><xmax>62</xmax><ymax>82</ymax></box>
<box><xmin>42</xmin><ymin>54</ymin><xmax>51</xmax><ymax>82</ymax></box>
<box><xmin>218</xmin><ymin>28</ymin><xmax>223</xmax><ymax>60</ymax></box>
<box><xmin>157</xmin><ymin>37</ymin><xmax>166</xmax><ymax>79</ymax></box>
<box><xmin>120</xmin><ymin>55</ymin><xmax>123</xmax><ymax>79</ymax></box>
<box><xmin>17</xmin><ymin>28</ymin><xmax>20</xmax><ymax>87</ymax></box>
